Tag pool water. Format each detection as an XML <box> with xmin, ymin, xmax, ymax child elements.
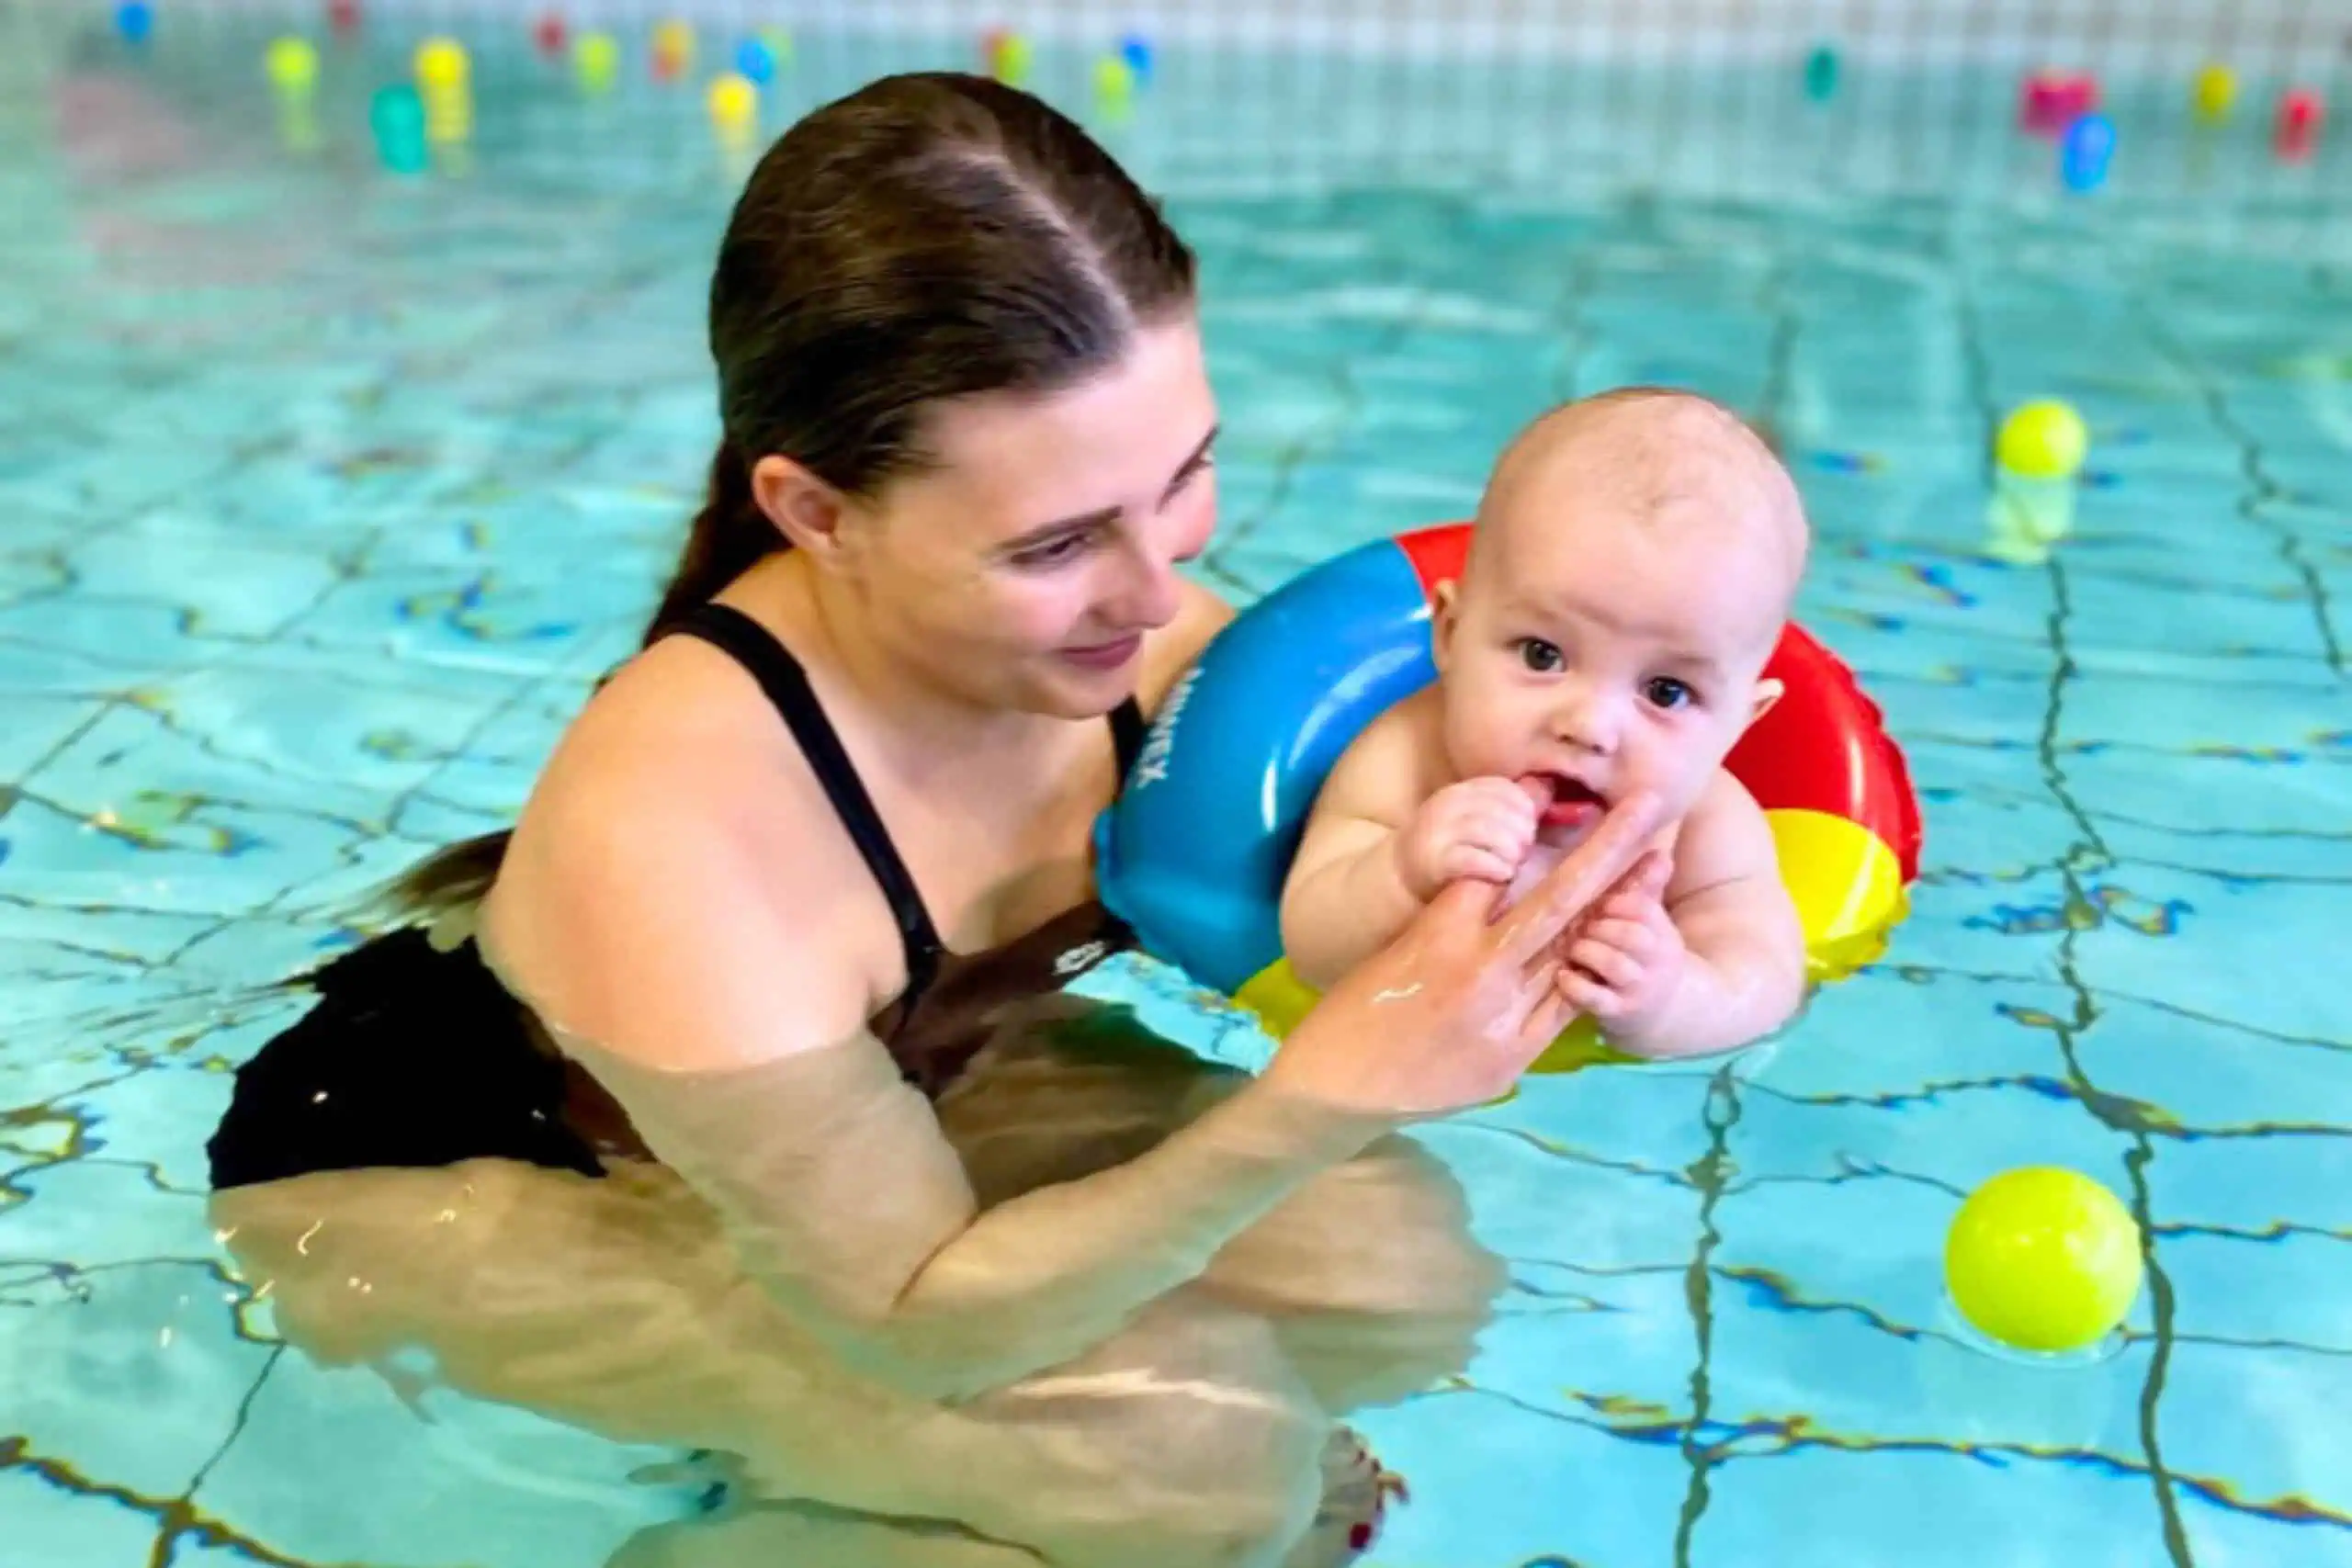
<box><xmin>4</xmin><ymin>15</ymin><xmax>2349</xmax><ymax>1568</ymax></box>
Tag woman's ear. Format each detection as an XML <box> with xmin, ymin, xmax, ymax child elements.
<box><xmin>751</xmin><ymin>455</ymin><xmax>851</xmax><ymax>557</ymax></box>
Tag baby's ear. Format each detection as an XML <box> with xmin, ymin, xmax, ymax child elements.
<box><xmin>1430</xmin><ymin>580</ymin><xmax>1461</xmax><ymax>670</ymax></box>
<box><xmin>1746</xmin><ymin>676</ymin><xmax>1785</xmax><ymax>730</ymax></box>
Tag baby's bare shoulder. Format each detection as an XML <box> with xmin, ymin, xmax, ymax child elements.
<box><xmin>1667</xmin><ymin>768</ymin><xmax>1779</xmax><ymax>897</ymax></box>
<box><xmin>1317</xmin><ymin>686</ymin><xmax>1451</xmax><ymax>827</ymax></box>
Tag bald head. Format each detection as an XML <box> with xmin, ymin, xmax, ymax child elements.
<box><xmin>1473</xmin><ymin>388</ymin><xmax>1810</xmax><ymax>631</ymax></box>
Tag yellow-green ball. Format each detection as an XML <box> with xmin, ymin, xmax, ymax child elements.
<box><xmin>1094</xmin><ymin>55</ymin><xmax>1136</xmax><ymax>101</ymax></box>
<box><xmin>414</xmin><ymin>36</ymin><xmax>469</xmax><ymax>92</ymax></box>
<box><xmin>266</xmin><ymin>36</ymin><xmax>318</xmax><ymax>94</ymax></box>
<box><xmin>1945</xmin><ymin>1167</ymin><xmax>2143</xmax><ymax>1353</ymax></box>
<box><xmin>994</xmin><ymin>33</ymin><xmax>1034</xmax><ymax>85</ymax></box>
<box><xmin>707</xmin><ymin>72</ymin><xmax>758</xmax><ymax>129</ymax></box>
<box><xmin>2192</xmin><ymin>63</ymin><xmax>2235</xmax><ymax>123</ymax></box>
<box><xmin>574</xmin><ymin>32</ymin><xmax>619</xmax><ymax>91</ymax></box>
<box><xmin>1996</xmin><ymin>400</ymin><xmax>2088</xmax><ymax>480</ymax></box>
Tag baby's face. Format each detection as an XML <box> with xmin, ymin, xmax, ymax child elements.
<box><xmin>1432</xmin><ymin>487</ymin><xmax>1790</xmax><ymax>838</ymax></box>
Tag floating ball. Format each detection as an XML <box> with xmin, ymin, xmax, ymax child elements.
<box><xmin>266</xmin><ymin>36</ymin><xmax>319</xmax><ymax>95</ymax></box>
<box><xmin>326</xmin><ymin>0</ymin><xmax>360</xmax><ymax>36</ymax></box>
<box><xmin>990</xmin><ymin>31</ymin><xmax>1034</xmax><ymax>85</ymax></box>
<box><xmin>707</xmin><ymin>72</ymin><xmax>758</xmax><ymax>130</ymax></box>
<box><xmin>1094</xmin><ymin>54</ymin><xmax>1136</xmax><ymax>104</ymax></box>
<box><xmin>1996</xmin><ymin>400</ymin><xmax>2089</xmax><ymax>479</ymax></box>
<box><xmin>2277</xmin><ymin>87</ymin><xmax>2324</xmax><ymax>160</ymax></box>
<box><xmin>2059</xmin><ymin>112</ymin><xmax>2116</xmax><ymax>191</ymax></box>
<box><xmin>651</xmin><ymin>17</ymin><xmax>694</xmax><ymax>79</ymax></box>
<box><xmin>116</xmin><ymin>0</ymin><xmax>153</xmax><ymax>45</ymax></box>
<box><xmin>1803</xmin><ymin>43</ymin><xmax>1839</xmax><ymax>102</ymax></box>
<box><xmin>2191</xmin><ymin>62</ymin><xmax>2235</xmax><ymax>124</ymax></box>
<box><xmin>533</xmin><ymin>12</ymin><xmax>568</xmax><ymax>60</ymax></box>
<box><xmin>368</xmin><ymin>84</ymin><xmax>429</xmax><ymax>175</ymax></box>
<box><xmin>573</xmin><ymin>31</ymin><xmax>619</xmax><ymax>93</ymax></box>
<box><xmin>1945</xmin><ymin>1168</ymin><xmax>2143</xmax><ymax>1354</ymax></box>
<box><xmin>734</xmin><ymin>35</ymin><xmax>776</xmax><ymax>85</ymax></box>
<box><xmin>2019</xmin><ymin>68</ymin><xmax>2098</xmax><ymax>138</ymax></box>
<box><xmin>413</xmin><ymin>36</ymin><xmax>469</xmax><ymax>92</ymax></box>
<box><xmin>1118</xmin><ymin>30</ymin><xmax>1154</xmax><ymax>83</ymax></box>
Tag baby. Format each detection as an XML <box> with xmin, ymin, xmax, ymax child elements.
<box><xmin>1280</xmin><ymin>388</ymin><xmax>1812</xmax><ymax>1060</ymax></box>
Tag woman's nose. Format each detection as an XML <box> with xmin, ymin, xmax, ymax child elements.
<box><xmin>1116</xmin><ymin>547</ymin><xmax>1184</xmax><ymax>630</ymax></box>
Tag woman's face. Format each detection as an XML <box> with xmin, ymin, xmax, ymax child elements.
<box><xmin>844</xmin><ymin>319</ymin><xmax>1219</xmax><ymax>719</ymax></box>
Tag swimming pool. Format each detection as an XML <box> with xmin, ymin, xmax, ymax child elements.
<box><xmin>4</xmin><ymin>12</ymin><xmax>2348</xmax><ymax>1567</ymax></box>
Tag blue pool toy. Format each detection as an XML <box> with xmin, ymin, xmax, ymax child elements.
<box><xmin>370</xmin><ymin>85</ymin><xmax>429</xmax><ymax>175</ymax></box>
<box><xmin>1804</xmin><ymin>44</ymin><xmax>1839</xmax><ymax>102</ymax></box>
<box><xmin>1119</xmin><ymin>31</ymin><xmax>1154</xmax><ymax>84</ymax></box>
<box><xmin>117</xmin><ymin>0</ymin><xmax>154</xmax><ymax>46</ymax></box>
<box><xmin>735</xmin><ymin>35</ymin><xmax>776</xmax><ymax>85</ymax></box>
<box><xmin>2060</xmin><ymin>114</ymin><xmax>2115</xmax><ymax>191</ymax></box>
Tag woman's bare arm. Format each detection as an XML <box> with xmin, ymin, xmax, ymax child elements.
<box><xmin>487</xmin><ymin>712</ymin><xmax>1385</xmax><ymax>1402</ymax></box>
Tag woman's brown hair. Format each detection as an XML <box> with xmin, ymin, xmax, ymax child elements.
<box><xmin>398</xmin><ymin>71</ymin><xmax>1196</xmax><ymax>911</ymax></box>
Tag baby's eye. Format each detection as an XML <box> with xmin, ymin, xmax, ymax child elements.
<box><xmin>1517</xmin><ymin>638</ymin><xmax>1564</xmax><ymax>673</ymax></box>
<box><xmin>1645</xmin><ymin>676</ymin><xmax>1694</xmax><ymax>710</ymax></box>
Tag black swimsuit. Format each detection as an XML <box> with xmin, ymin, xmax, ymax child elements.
<box><xmin>207</xmin><ymin>603</ymin><xmax>1148</xmax><ymax>1192</ymax></box>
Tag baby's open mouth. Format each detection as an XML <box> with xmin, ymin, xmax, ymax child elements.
<box><xmin>1527</xmin><ymin>773</ymin><xmax>1607</xmax><ymax>829</ymax></box>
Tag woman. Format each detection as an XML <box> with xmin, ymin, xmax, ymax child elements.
<box><xmin>205</xmin><ymin>73</ymin><xmax>1665</xmax><ymax>1568</ymax></box>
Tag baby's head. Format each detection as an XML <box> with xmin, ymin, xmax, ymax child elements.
<box><xmin>1432</xmin><ymin>388</ymin><xmax>1810</xmax><ymax>832</ymax></box>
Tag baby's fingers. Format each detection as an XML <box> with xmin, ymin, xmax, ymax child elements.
<box><xmin>1568</xmin><ymin>936</ymin><xmax>1643</xmax><ymax>992</ymax></box>
<box><xmin>1442</xmin><ymin>844</ymin><xmax>1521</xmax><ymax>886</ymax></box>
<box><xmin>1556</xmin><ymin>968</ymin><xmax>1624</xmax><ymax>1020</ymax></box>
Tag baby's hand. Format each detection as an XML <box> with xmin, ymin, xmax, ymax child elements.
<box><xmin>1395</xmin><ymin>777</ymin><xmax>1541</xmax><ymax>901</ymax></box>
<box><xmin>1557</xmin><ymin>852</ymin><xmax>1686</xmax><ymax>1038</ymax></box>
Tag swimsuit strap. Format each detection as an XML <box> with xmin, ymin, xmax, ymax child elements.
<box><xmin>670</xmin><ymin>603</ymin><xmax>947</xmax><ymax>1010</ymax></box>
<box><xmin>666</xmin><ymin>603</ymin><xmax>1151</xmax><ymax>1020</ymax></box>
<box><xmin>1110</xmin><ymin>692</ymin><xmax>1148</xmax><ymax>781</ymax></box>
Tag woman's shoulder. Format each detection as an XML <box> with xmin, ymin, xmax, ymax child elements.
<box><xmin>483</xmin><ymin>636</ymin><xmax>891</xmax><ymax>1069</ymax></box>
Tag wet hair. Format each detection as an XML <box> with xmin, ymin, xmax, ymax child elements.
<box><xmin>647</xmin><ymin>69</ymin><xmax>1198</xmax><ymax>637</ymax></box>
<box><xmin>393</xmin><ymin>72</ymin><xmax>1195</xmax><ymax>915</ymax></box>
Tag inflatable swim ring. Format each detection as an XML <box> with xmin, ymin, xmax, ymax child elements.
<box><xmin>1095</xmin><ymin>522</ymin><xmax>1922</xmax><ymax>1071</ymax></box>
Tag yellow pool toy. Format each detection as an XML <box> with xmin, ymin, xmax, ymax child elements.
<box><xmin>1945</xmin><ymin>1167</ymin><xmax>2143</xmax><ymax>1353</ymax></box>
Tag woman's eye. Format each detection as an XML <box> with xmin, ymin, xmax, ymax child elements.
<box><xmin>1012</xmin><ymin>533</ymin><xmax>1091</xmax><ymax>569</ymax></box>
<box><xmin>1645</xmin><ymin>676</ymin><xmax>1694</xmax><ymax>710</ymax></box>
<box><xmin>1517</xmin><ymin>638</ymin><xmax>1564</xmax><ymax>673</ymax></box>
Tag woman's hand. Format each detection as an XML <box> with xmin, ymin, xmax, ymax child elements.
<box><xmin>1264</xmin><ymin>790</ymin><xmax>1668</xmax><ymax>1119</ymax></box>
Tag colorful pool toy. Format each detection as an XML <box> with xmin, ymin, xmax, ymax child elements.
<box><xmin>2059</xmin><ymin>113</ymin><xmax>2116</xmax><ymax>192</ymax></box>
<box><xmin>573</xmin><ymin>31</ymin><xmax>619</xmax><ymax>95</ymax></box>
<box><xmin>1945</xmin><ymin>1167</ymin><xmax>2143</xmax><ymax>1354</ymax></box>
<box><xmin>1096</xmin><ymin>522</ymin><xmax>1921</xmax><ymax>1070</ymax></box>
<box><xmin>1987</xmin><ymin>399</ymin><xmax>2088</xmax><ymax>564</ymax></box>
<box><xmin>2277</xmin><ymin>87</ymin><xmax>2324</xmax><ymax>161</ymax></box>
<box><xmin>265</xmin><ymin>36</ymin><xmax>319</xmax><ymax>98</ymax></box>
<box><xmin>2191</xmin><ymin>63</ymin><xmax>2236</xmax><ymax>125</ymax></box>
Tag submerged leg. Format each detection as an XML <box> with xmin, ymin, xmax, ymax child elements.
<box><xmin>935</xmin><ymin>1006</ymin><xmax>1507</xmax><ymax>1413</ymax></box>
<box><xmin>211</xmin><ymin>1157</ymin><xmax>1343</xmax><ymax>1568</ymax></box>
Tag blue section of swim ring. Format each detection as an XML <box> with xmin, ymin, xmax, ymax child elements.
<box><xmin>1096</xmin><ymin>537</ymin><xmax>1439</xmax><ymax>995</ymax></box>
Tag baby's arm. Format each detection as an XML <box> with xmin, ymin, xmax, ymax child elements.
<box><xmin>1565</xmin><ymin>771</ymin><xmax>1806</xmax><ymax>1060</ymax></box>
<box><xmin>1279</xmin><ymin>702</ymin><xmax>1432</xmax><ymax>993</ymax></box>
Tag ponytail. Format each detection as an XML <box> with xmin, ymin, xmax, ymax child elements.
<box><xmin>642</xmin><ymin>440</ymin><xmax>781</xmax><ymax>645</ymax></box>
